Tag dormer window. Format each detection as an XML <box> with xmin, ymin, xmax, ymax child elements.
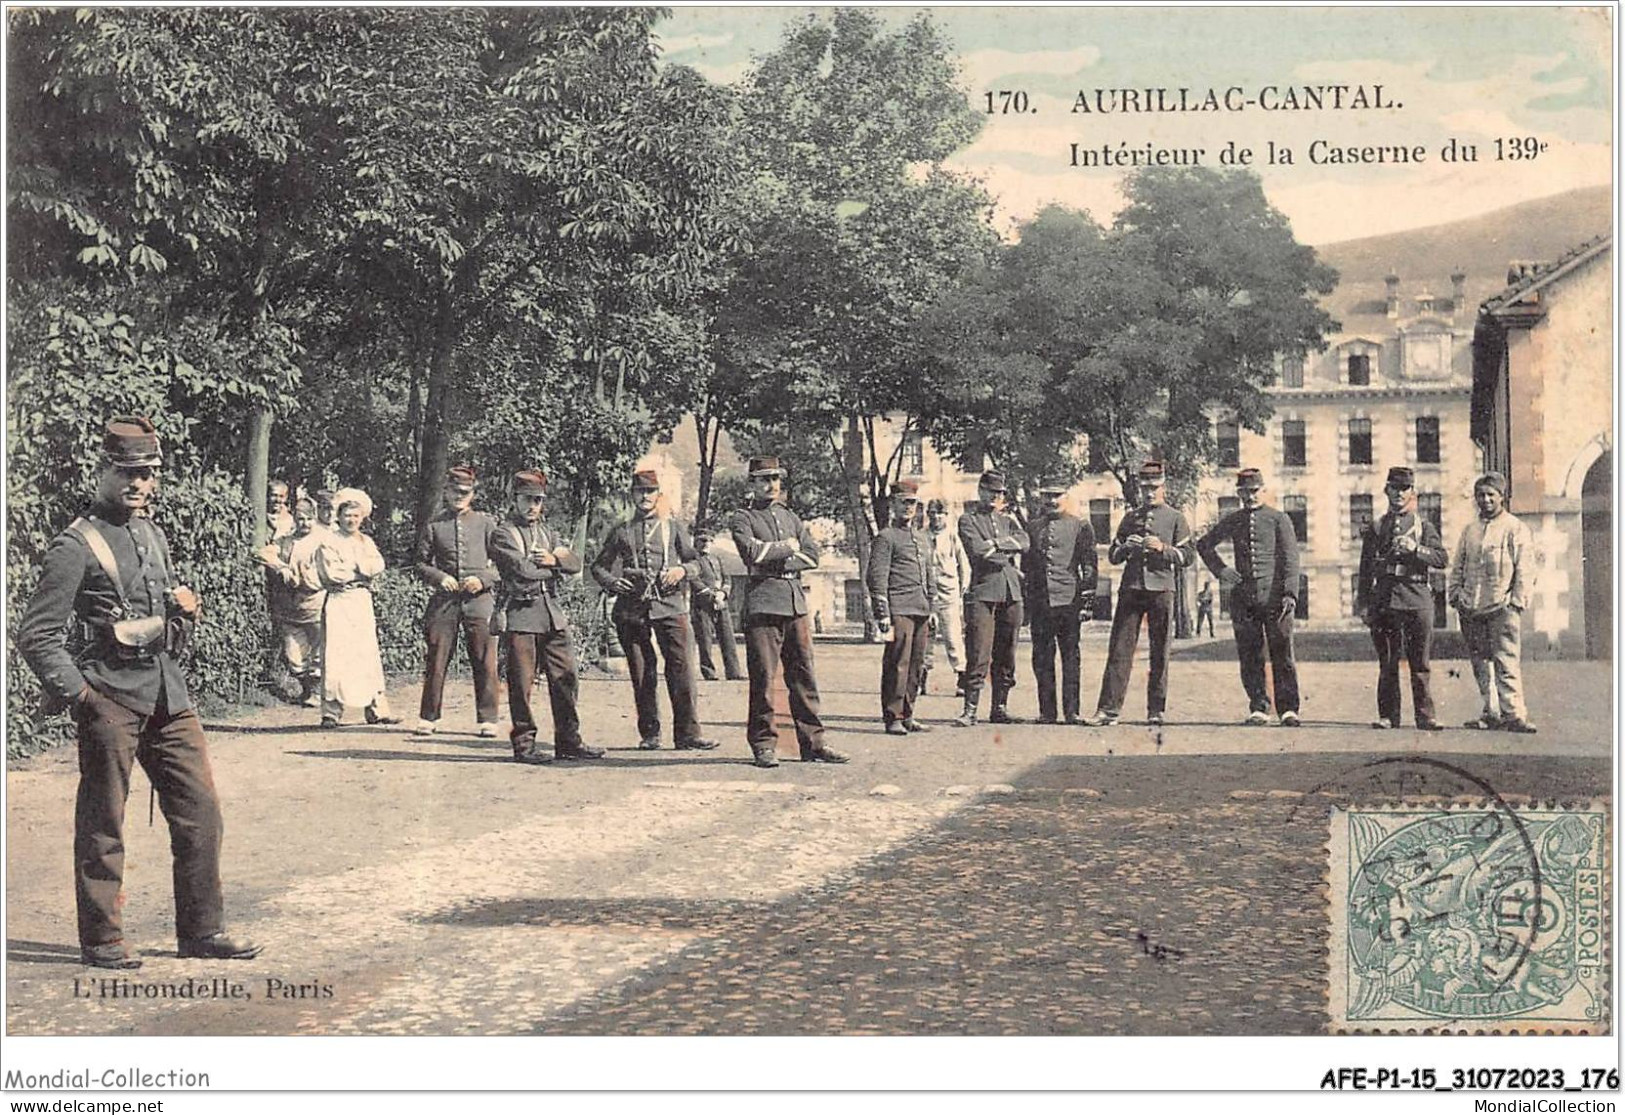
<box><xmin>1347</xmin><ymin>353</ymin><xmax>1371</xmax><ymax>385</ymax></box>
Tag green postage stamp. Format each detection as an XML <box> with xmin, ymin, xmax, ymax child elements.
<box><xmin>1328</xmin><ymin>803</ymin><xmax>1608</xmax><ymax>1033</ymax></box>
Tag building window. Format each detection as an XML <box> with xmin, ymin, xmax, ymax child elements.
<box><xmin>843</xmin><ymin>579</ymin><xmax>866</xmax><ymax>624</ymax></box>
<box><xmin>1418</xmin><ymin>492</ymin><xmax>1443</xmax><ymax>535</ymax></box>
<box><xmin>1283</xmin><ymin>420</ymin><xmax>1306</xmax><ymax>467</ymax></box>
<box><xmin>1282</xmin><ymin>356</ymin><xmax>1304</xmax><ymax>388</ymax></box>
<box><xmin>1296</xmin><ymin>574</ymin><xmax>1310</xmax><ymax>620</ymax></box>
<box><xmin>1348</xmin><ymin>353</ymin><xmax>1371</xmax><ymax>385</ymax></box>
<box><xmin>1087</xmin><ymin>435</ymin><xmax>1109</xmax><ymax>474</ymax></box>
<box><xmin>1282</xmin><ymin>495</ymin><xmax>1308</xmax><ymax>545</ymax></box>
<box><xmin>1349</xmin><ymin>493</ymin><xmax>1374</xmax><ymax>540</ymax></box>
<box><xmin>1089</xmin><ymin>498</ymin><xmax>1112</xmax><ymax>543</ymax></box>
<box><xmin>901</xmin><ymin>431</ymin><xmax>924</xmax><ymax>475</ymax></box>
<box><xmin>1416</xmin><ymin>416</ymin><xmax>1440</xmax><ymax>464</ymax></box>
<box><xmin>1348</xmin><ymin>418</ymin><xmax>1373</xmax><ymax>465</ymax></box>
<box><xmin>1216</xmin><ymin>420</ymin><xmax>1240</xmax><ymax>469</ymax></box>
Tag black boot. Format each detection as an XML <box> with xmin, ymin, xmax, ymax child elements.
<box><xmin>989</xmin><ymin>703</ymin><xmax>1024</xmax><ymax>725</ymax></box>
<box><xmin>952</xmin><ymin>697</ymin><xmax>978</xmax><ymax>728</ymax></box>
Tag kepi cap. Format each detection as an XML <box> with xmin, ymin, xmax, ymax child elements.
<box><xmin>103</xmin><ymin>416</ymin><xmax>162</xmax><ymax>468</ymax></box>
<box><xmin>1385</xmin><ymin>466</ymin><xmax>1415</xmax><ymax>489</ymax></box>
<box><xmin>445</xmin><ymin>464</ymin><xmax>477</xmax><ymax>489</ymax></box>
<box><xmin>514</xmin><ymin>470</ymin><xmax>547</xmax><ymax>495</ymax></box>
<box><xmin>1138</xmin><ymin>460</ymin><xmax>1165</xmax><ymax>483</ymax></box>
<box><xmin>892</xmin><ymin>478</ymin><xmax>921</xmax><ymax>500</ymax></box>
<box><xmin>1236</xmin><ymin>468</ymin><xmax>1264</xmax><ymax>489</ymax></box>
<box><xmin>631</xmin><ymin>468</ymin><xmax>661</xmax><ymax>490</ymax></box>
<box><xmin>1038</xmin><ymin>479</ymin><xmax>1068</xmax><ymax>495</ymax></box>
<box><xmin>977</xmin><ymin>470</ymin><xmax>1007</xmax><ymax>492</ymax></box>
<box><xmin>748</xmin><ymin>456</ymin><xmax>784</xmax><ymax>478</ymax></box>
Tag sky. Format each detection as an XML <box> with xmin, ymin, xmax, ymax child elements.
<box><xmin>656</xmin><ymin>5</ymin><xmax>1614</xmax><ymax>245</ymax></box>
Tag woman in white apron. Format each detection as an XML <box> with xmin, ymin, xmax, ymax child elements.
<box><xmin>314</xmin><ymin>488</ymin><xmax>398</xmax><ymax>727</ymax></box>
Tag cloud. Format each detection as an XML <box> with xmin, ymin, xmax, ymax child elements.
<box><xmin>955</xmin><ymin>46</ymin><xmax>1102</xmax><ymax>93</ymax></box>
<box><xmin>659</xmin><ymin>31</ymin><xmax>735</xmax><ymax>56</ymax></box>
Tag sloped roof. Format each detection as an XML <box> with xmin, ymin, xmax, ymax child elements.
<box><xmin>1480</xmin><ymin>233</ymin><xmax>1613</xmax><ymax>317</ymax></box>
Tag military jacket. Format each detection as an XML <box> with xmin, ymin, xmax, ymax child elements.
<box><xmin>591</xmin><ymin>515</ymin><xmax>702</xmax><ymax>621</ymax></box>
<box><xmin>1356</xmin><ymin>510</ymin><xmax>1447</xmax><ymax>614</ymax></box>
<box><xmin>731</xmin><ymin>500</ymin><xmax>820</xmax><ymax>618</ymax></box>
<box><xmin>1024</xmin><ymin>511</ymin><xmax>1098</xmax><ymax>611</ymax></box>
<box><xmin>416</xmin><ymin>508</ymin><xmax>501</xmax><ymax>621</ymax></box>
<box><xmin>867</xmin><ymin>525</ymin><xmax>937</xmax><ymax>619</ymax></box>
<box><xmin>1197</xmin><ymin>505</ymin><xmax>1301</xmax><ymax>608</ymax></box>
<box><xmin>959</xmin><ymin>507</ymin><xmax>1029</xmax><ymax>604</ymax></box>
<box><xmin>491</xmin><ymin>517</ymin><xmax>580</xmax><ymax>634</ymax></box>
<box><xmin>19</xmin><ymin>502</ymin><xmax>191</xmax><ymax>716</ymax></box>
<box><xmin>1109</xmin><ymin>503</ymin><xmax>1195</xmax><ymax>593</ymax></box>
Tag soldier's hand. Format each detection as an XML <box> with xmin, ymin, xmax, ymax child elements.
<box><xmin>461</xmin><ymin>576</ymin><xmax>483</xmax><ymax>594</ymax></box>
<box><xmin>440</xmin><ymin>575</ymin><xmax>459</xmax><ymax>594</ymax></box>
<box><xmin>170</xmin><ymin>586</ymin><xmax>200</xmax><ymax>617</ymax></box>
<box><xmin>612</xmin><ymin>577</ymin><xmax>636</xmax><ymax>595</ymax></box>
<box><xmin>1143</xmin><ymin>535</ymin><xmax>1165</xmax><ymax>553</ymax></box>
<box><xmin>1279</xmin><ymin>598</ymin><xmax>1296</xmax><ymax>622</ymax></box>
<box><xmin>1217</xmin><ymin>567</ymin><xmax>1243</xmax><ymax>588</ymax></box>
<box><xmin>928</xmin><ymin>614</ymin><xmax>939</xmax><ymax>635</ymax></box>
<box><xmin>660</xmin><ymin>567</ymin><xmax>686</xmax><ymax>588</ymax></box>
<box><xmin>535</xmin><ymin>551</ymin><xmax>558</xmax><ymax>567</ymax></box>
<box><xmin>279</xmin><ymin>567</ymin><xmax>299</xmax><ymax>586</ymax></box>
<box><xmin>1392</xmin><ymin>535</ymin><xmax>1416</xmax><ymax>555</ymax></box>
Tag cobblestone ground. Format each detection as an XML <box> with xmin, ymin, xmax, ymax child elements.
<box><xmin>5</xmin><ymin>640</ymin><xmax>1611</xmax><ymax>1036</ymax></box>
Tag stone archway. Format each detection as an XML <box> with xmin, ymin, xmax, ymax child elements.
<box><xmin>1581</xmin><ymin>450</ymin><xmax>1611</xmax><ymax>660</ymax></box>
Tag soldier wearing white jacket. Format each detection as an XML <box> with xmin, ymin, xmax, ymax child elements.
<box><xmin>1449</xmin><ymin>472</ymin><xmax>1538</xmax><ymax>733</ymax></box>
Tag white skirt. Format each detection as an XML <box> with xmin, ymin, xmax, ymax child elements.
<box><xmin>322</xmin><ymin>588</ymin><xmax>386</xmax><ymax>709</ymax></box>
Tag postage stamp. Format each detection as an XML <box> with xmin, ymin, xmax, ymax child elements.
<box><xmin>1328</xmin><ymin>802</ymin><xmax>1609</xmax><ymax>1033</ymax></box>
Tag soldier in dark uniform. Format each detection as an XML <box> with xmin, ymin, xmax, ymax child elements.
<box><xmin>1024</xmin><ymin>479</ymin><xmax>1097</xmax><ymax>724</ymax></box>
<box><xmin>955</xmin><ymin>470</ymin><xmax>1030</xmax><ymax>727</ymax></box>
<box><xmin>1356</xmin><ymin>465</ymin><xmax>1448</xmax><ymax>730</ymax></box>
<box><xmin>592</xmin><ymin>468</ymin><xmax>717</xmax><ymax>752</ymax></box>
<box><xmin>415</xmin><ymin>464</ymin><xmax>502</xmax><ymax>737</ymax></box>
<box><xmin>730</xmin><ymin>456</ymin><xmax>847</xmax><ymax>767</ymax></box>
<box><xmin>1197</xmin><ymin>467</ymin><xmax>1302</xmax><ymax>727</ymax></box>
<box><xmin>18</xmin><ymin>416</ymin><xmax>261</xmax><ymax>969</ymax></box>
<box><xmin>866</xmin><ymin>478</ymin><xmax>937</xmax><ymax>735</ymax></box>
<box><xmin>1089</xmin><ymin>460</ymin><xmax>1195</xmax><ymax>726</ymax></box>
<box><xmin>691</xmin><ymin>528</ymin><xmax>744</xmax><ymax>682</ymax></box>
<box><xmin>489</xmin><ymin>470</ymin><xmax>602</xmax><ymax>763</ymax></box>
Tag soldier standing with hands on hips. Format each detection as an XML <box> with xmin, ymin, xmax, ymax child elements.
<box><xmin>731</xmin><ymin>456</ymin><xmax>847</xmax><ymax>767</ymax></box>
<box><xmin>490</xmin><ymin>470</ymin><xmax>602</xmax><ymax>763</ymax></box>
<box><xmin>1088</xmin><ymin>460</ymin><xmax>1194</xmax><ymax>727</ymax></box>
<box><xmin>19</xmin><ymin>416</ymin><xmax>261</xmax><ymax>969</ymax></box>
<box><xmin>866</xmin><ymin>478</ymin><xmax>937</xmax><ymax>735</ymax></box>
<box><xmin>1355</xmin><ymin>465</ymin><xmax>1448</xmax><ymax>731</ymax></box>
<box><xmin>415</xmin><ymin>464</ymin><xmax>503</xmax><ymax>738</ymax></box>
<box><xmin>1196</xmin><ymin>467</ymin><xmax>1302</xmax><ymax>727</ymax></box>
<box><xmin>955</xmin><ymin>470</ymin><xmax>1030</xmax><ymax>727</ymax></box>
<box><xmin>592</xmin><ymin>468</ymin><xmax>718</xmax><ymax>752</ymax></box>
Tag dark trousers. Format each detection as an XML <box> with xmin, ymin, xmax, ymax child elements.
<box><xmin>73</xmin><ymin>687</ymin><xmax>224</xmax><ymax>948</ymax></box>
<box><xmin>506</xmin><ymin>628</ymin><xmax>582</xmax><ymax>750</ymax></box>
<box><xmin>693</xmin><ymin>603</ymin><xmax>744</xmax><ymax>680</ymax></box>
<box><xmin>880</xmin><ymin>613</ymin><xmax>930</xmax><ymax>723</ymax></box>
<box><xmin>964</xmin><ymin>597</ymin><xmax>1023</xmax><ymax>708</ymax></box>
<box><xmin>420</xmin><ymin>597</ymin><xmax>500</xmax><ymax>723</ymax></box>
<box><xmin>615</xmin><ymin>613</ymin><xmax>703</xmax><ymax>743</ymax></box>
<box><xmin>1231</xmin><ymin>601</ymin><xmax>1300</xmax><ymax>714</ymax></box>
<box><xmin>1095</xmin><ymin>588</ymin><xmax>1173</xmax><ymax>716</ymax></box>
<box><xmin>1371</xmin><ymin>607</ymin><xmax>1435</xmax><ymax>724</ymax></box>
<box><xmin>1030</xmin><ymin>604</ymin><xmax>1083</xmax><ymax>721</ymax></box>
<box><xmin>744</xmin><ymin>614</ymin><xmax>826</xmax><ymax>753</ymax></box>
<box><xmin>1196</xmin><ymin>605</ymin><xmax>1215</xmax><ymax>637</ymax></box>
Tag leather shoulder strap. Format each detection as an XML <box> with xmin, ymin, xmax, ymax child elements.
<box><xmin>67</xmin><ymin>517</ymin><xmax>131</xmax><ymax>610</ymax></box>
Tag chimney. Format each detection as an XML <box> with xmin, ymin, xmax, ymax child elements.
<box><xmin>1450</xmin><ymin>270</ymin><xmax>1466</xmax><ymax>321</ymax></box>
<box><xmin>1385</xmin><ymin>273</ymin><xmax>1401</xmax><ymax>318</ymax></box>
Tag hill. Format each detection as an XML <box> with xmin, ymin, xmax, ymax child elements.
<box><xmin>1315</xmin><ymin>185</ymin><xmax>1611</xmax><ymax>284</ymax></box>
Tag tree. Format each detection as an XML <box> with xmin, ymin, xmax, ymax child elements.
<box><xmin>693</xmin><ymin>9</ymin><xmax>996</xmax><ymax>613</ymax></box>
<box><xmin>923</xmin><ymin>169</ymin><xmax>1338</xmax><ymax>509</ymax></box>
